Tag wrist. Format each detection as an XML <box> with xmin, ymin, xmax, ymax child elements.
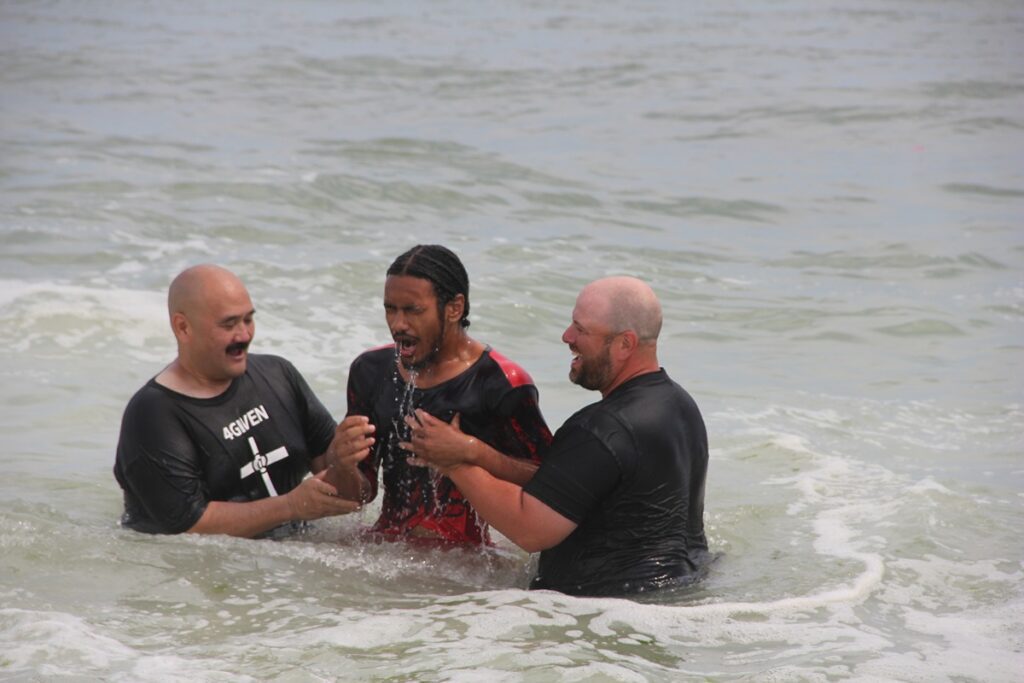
<box><xmin>464</xmin><ymin>436</ymin><xmax>480</xmax><ymax>466</ymax></box>
<box><xmin>282</xmin><ymin>488</ymin><xmax>299</xmax><ymax>521</ymax></box>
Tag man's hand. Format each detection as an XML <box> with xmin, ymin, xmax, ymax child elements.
<box><xmin>400</xmin><ymin>409</ymin><xmax>476</xmax><ymax>473</ymax></box>
<box><xmin>284</xmin><ymin>470</ymin><xmax>361</xmax><ymax>521</ymax></box>
<box><xmin>327</xmin><ymin>415</ymin><xmax>376</xmax><ymax>469</ymax></box>
<box><xmin>319</xmin><ymin>415</ymin><xmax>375</xmax><ymax>502</ymax></box>
<box><xmin>189</xmin><ymin>470</ymin><xmax>361</xmax><ymax>538</ymax></box>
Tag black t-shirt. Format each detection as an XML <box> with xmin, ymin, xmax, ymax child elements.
<box><xmin>347</xmin><ymin>345</ymin><xmax>552</xmax><ymax>544</ymax></box>
<box><xmin>113</xmin><ymin>354</ymin><xmax>336</xmax><ymax>534</ymax></box>
<box><xmin>523</xmin><ymin>369</ymin><xmax>709</xmax><ymax>596</ymax></box>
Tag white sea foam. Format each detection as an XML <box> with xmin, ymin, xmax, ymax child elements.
<box><xmin>0</xmin><ymin>278</ymin><xmax>169</xmax><ymax>360</ymax></box>
<box><xmin>0</xmin><ymin>607</ymin><xmax>136</xmax><ymax>675</ymax></box>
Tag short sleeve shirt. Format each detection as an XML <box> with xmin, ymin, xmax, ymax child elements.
<box><xmin>113</xmin><ymin>354</ymin><xmax>336</xmax><ymax>534</ymax></box>
<box><xmin>346</xmin><ymin>345</ymin><xmax>552</xmax><ymax>544</ymax></box>
<box><xmin>523</xmin><ymin>369</ymin><xmax>709</xmax><ymax>595</ymax></box>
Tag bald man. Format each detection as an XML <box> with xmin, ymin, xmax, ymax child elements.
<box><xmin>404</xmin><ymin>276</ymin><xmax>710</xmax><ymax>596</ymax></box>
<box><xmin>113</xmin><ymin>264</ymin><xmax>361</xmax><ymax>537</ymax></box>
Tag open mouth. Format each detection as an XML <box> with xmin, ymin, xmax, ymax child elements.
<box><xmin>395</xmin><ymin>336</ymin><xmax>418</xmax><ymax>361</ymax></box>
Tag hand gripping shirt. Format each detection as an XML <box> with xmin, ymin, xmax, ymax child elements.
<box><xmin>346</xmin><ymin>345</ymin><xmax>552</xmax><ymax>545</ymax></box>
<box><xmin>523</xmin><ymin>369</ymin><xmax>710</xmax><ymax>596</ymax></box>
<box><xmin>114</xmin><ymin>354</ymin><xmax>336</xmax><ymax>534</ymax></box>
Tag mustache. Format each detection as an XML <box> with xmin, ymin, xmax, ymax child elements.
<box><xmin>226</xmin><ymin>341</ymin><xmax>250</xmax><ymax>354</ymax></box>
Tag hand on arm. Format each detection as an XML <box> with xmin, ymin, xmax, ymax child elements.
<box><xmin>187</xmin><ymin>470</ymin><xmax>361</xmax><ymax>538</ymax></box>
<box><xmin>401</xmin><ymin>410</ymin><xmax>539</xmax><ymax>485</ymax></box>
<box><xmin>314</xmin><ymin>415</ymin><xmax>375</xmax><ymax>502</ymax></box>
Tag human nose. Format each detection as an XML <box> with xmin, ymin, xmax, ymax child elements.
<box><xmin>561</xmin><ymin>325</ymin><xmax>575</xmax><ymax>345</ymax></box>
<box><xmin>387</xmin><ymin>310</ymin><xmax>407</xmax><ymax>334</ymax></box>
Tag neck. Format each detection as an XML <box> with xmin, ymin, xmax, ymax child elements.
<box><xmin>399</xmin><ymin>328</ymin><xmax>484</xmax><ymax>389</ymax></box>
<box><xmin>600</xmin><ymin>356</ymin><xmax>660</xmax><ymax>398</ymax></box>
<box><xmin>156</xmin><ymin>358</ymin><xmax>233</xmax><ymax>399</ymax></box>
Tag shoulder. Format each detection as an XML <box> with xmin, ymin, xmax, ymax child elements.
<box><xmin>243</xmin><ymin>353</ymin><xmax>310</xmax><ymax>392</ymax></box>
<box><xmin>645</xmin><ymin>370</ymin><xmax>702</xmax><ymax>416</ymax></box>
<box><xmin>350</xmin><ymin>344</ymin><xmax>394</xmax><ymax>369</ymax></box>
<box><xmin>247</xmin><ymin>353</ymin><xmax>295</xmax><ymax>375</ymax></box>
<box><xmin>482</xmin><ymin>347</ymin><xmax>535</xmax><ymax>388</ymax></box>
<box><xmin>563</xmin><ymin>398</ymin><xmax>615</xmax><ymax>433</ymax></box>
<box><xmin>123</xmin><ymin>378</ymin><xmax>176</xmax><ymax>416</ymax></box>
<box><xmin>348</xmin><ymin>345</ymin><xmax>394</xmax><ymax>381</ymax></box>
<box><xmin>559</xmin><ymin>394</ymin><xmax>638</xmax><ymax>451</ymax></box>
<box><xmin>117</xmin><ymin>379</ymin><xmax>192</xmax><ymax>454</ymax></box>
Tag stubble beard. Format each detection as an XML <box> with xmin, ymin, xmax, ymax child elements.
<box><xmin>570</xmin><ymin>343</ymin><xmax>613</xmax><ymax>392</ymax></box>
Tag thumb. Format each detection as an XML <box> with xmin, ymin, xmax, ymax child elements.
<box><xmin>451</xmin><ymin>412</ymin><xmax>461</xmax><ymax>430</ymax></box>
<box><xmin>311</xmin><ymin>469</ymin><xmax>338</xmax><ymax>495</ymax></box>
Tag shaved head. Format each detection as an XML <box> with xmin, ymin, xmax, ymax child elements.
<box><xmin>169</xmin><ymin>264</ymin><xmax>248</xmax><ymax>320</ymax></box>
<box><xmin>578</xmin><ymin>276</ymin><xmax>662</xmax><ymax>343</ymax></box>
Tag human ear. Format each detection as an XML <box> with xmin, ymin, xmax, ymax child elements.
<box><xmin>445</xmin><ymin>294</ymin><xmax>466</xmax><ymax>323</ymax></box>
<box><xmin>618</xmin><ymin>330</ymin><xmax>639</xmax><ymax>355</ymax></box>
<box><xmin>170</xmin><ymin>312</ymin><xmax>191</xmax><ymax>342</ymax></box>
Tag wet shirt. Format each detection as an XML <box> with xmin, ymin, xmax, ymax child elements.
<box><xmin>347</xmin><ymin>345</ymin><xmax>552</xmax><ymax>545</ymax></box>
<box><xmin>523</xmin><ymin>369</ymin><xmax>709</xmax><ymax>596</ymax></box>
<box><xmin>114</xmin><ymin>354</ymin><xmax>336</xmax><ymax>534</ymax></box>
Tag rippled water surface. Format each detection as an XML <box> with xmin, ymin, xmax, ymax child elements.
<box><xmin>1</xmin><ymin>1</ymin><xmax>1022</xmax><ymax>680</ymax></box>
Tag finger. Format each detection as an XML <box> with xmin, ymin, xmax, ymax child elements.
<box><xmin>451</xmin><ymin>412</ymin><xmax>461</xmax><ymax>430</ymax></box>
<box><xmin>349</xmin><ymin>436</ymin><xmax>375</xmax><ymax>450</ymax></box>
<box><xmin>310</xmin><ymin>470</ymin><xmax>339</xmax><ymax>494</ymax></box>
<box><xmin>331</xmin><ymin>499</ymin><xmax>361</xmax><ymax>514</ymax></box>
<box><xmin>406</xmin><ymin>456</ymin><xmax>431</xmax><ymax>468</ymax></box>
<box><xmin>339</xmin><ymin>415</ymin><xmax>365</xmax><ymax>430</ymax></box>
<box><xmin>416</xmin><ymin>409</ymin><xmax>440</xmax><ymax>427</ymax></box>
<box><xmin>397</xmin><ymin>440</ymin><xmax>413</xmax><ymax>452</ymax></box>
<box><xmin>404</xmin><ymin>414</ymin><xmax>418</xmax><ymax>430</ymax></box>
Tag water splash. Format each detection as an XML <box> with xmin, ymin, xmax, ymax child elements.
<box><xmin>387</xmin><ymin>348</ymin><xmax>446</xmax><ymax>521</ymax></box>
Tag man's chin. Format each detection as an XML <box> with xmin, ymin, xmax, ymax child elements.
<box><xmin>225</xmin><ymin>353</ymin><xmax>248</xmax><ymax>375</ymax></box>
<box><xmin>401</xmin><ymin>357</ymin><xmax>427</xmax><ymax>372</ymax></box>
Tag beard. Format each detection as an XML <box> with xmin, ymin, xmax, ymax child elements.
<box><xmin>569</xmin><ymin>342</ymin><xmax>613</xmax><ymax>391</ymax></box>
<box><xmin>400</xmin><ymin>323</ymin><xmax>446</xmax><ymax>372</ymax></box>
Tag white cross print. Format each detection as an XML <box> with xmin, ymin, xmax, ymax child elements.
<box><xmin>239</xmin><ymin>436</ymin><xmax>289</xmax><ymax>496</ymax></box>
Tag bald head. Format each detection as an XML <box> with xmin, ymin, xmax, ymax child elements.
<box><xmin>578</xmin><ymin>276</ymin><xmax>662</xmax><ymax>344</ymax></box>
<box><xmin>169</xmin><ymin>264</ymin><xmax>248</xmax><ymax>319</ymax></box>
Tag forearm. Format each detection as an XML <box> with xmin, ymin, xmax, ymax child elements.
<box><xmin>187</xmin><ymin>496</ymin><xmax>297</xmax><ymax>538</ymax></box>
<box><xmin>447</xmin><ymin>465</ymin><xmax>573</xmax><ymax>552</ymax></box>
<box><xmin>464</xmin><ymin>437</ymin><xmax>539</xmax><ymax>486</ymax></box>
<box><xmin>447</xmin><ymin>465</ymin><xmax>532</xmax><ymax>545</ymax></box>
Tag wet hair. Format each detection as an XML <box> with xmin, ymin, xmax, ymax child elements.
<box><xmin>387</xmin><ymin>244</ymin><xmax>471</xmax><ymax>328</ymax></box>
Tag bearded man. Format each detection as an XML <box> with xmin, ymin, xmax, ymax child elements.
<box><xmin>403</xmin><ymin>276</ymin><xmax>711</xmax><ymax>595</ymax></box>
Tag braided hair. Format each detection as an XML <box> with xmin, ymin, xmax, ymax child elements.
<box><xmin>387</xmin><ymin>244</ymin><xmax>471</xmax><ymax>328</ymax></box>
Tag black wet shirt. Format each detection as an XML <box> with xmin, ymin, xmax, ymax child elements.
<box><xmin>523</xmin><ymin>369</ymin><xmax>709</xmax><ymax>596</ymax></box>
<box><xmin>114</xmin><ymin>354</ymin><xmax>336</xmax><ymax>534</ymax></box>
<box><xmin>347</xmin><ymin>345</ymin><xmax>552</xmax><ymax>544</ymax></box>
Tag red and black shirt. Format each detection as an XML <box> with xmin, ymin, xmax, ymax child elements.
<box><xmin>346</xmin><ymin>345</ymin><xmax>552</xmax><ymax>545</ymax></box>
